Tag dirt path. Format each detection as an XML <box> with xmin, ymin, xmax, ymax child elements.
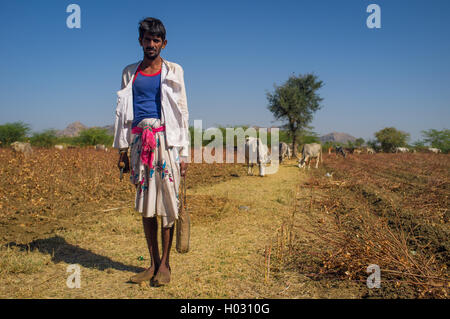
<box><xmin>0</xmin><ymin>161</ymin><xmax>364</xmax><ymax>298</ymax></box>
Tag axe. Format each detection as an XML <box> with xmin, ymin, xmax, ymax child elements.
<box><xmin>119</xmin><ymin>161</ymin><xmax>125</xmax><ymax>181</ymax></box>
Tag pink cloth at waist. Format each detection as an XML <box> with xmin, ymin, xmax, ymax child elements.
<box><xmin>132</xmin><ymin>125</ymin><xmax>165</xmax><ymax>169</ymax></box>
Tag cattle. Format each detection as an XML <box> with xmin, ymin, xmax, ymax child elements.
<box><xmin>366</xmin><ymin>147</ymin><xmax>375</xmax><ymax>154</ymax></box>
<box><xmin>95</xmin><ymin>144</ymin><xmax>108</xmax><ymax>152</ymax></box>
<box><xmin>344</xmin><ymin>147</ymin><xmax>354</xmax><ymax>154</ymax></box>
<box><xmin>287</xmin><ymin>145</ymin><xmax>292</xmax><ymax>159</ymax></box>
<box><xmin>11</xmin><ymin>141</ymin><xmax>33</xmax><ymax>158</ymax></box>
<box><xmin>279</xmin><ymin>142</ymin><xmax>292</xmax><ymax>163</ymax></box>
<box><xmin>395</xmin><ymin>147</ymin><xmax>409</xmax><ymax>153</ymax></box>
<box><xmin>428</xmin><ymin>147</ymin><xmax>442</xmax><ymax>154</ymax></box>
<box><xmin>353</xmin><ymin>148</ymin><xmax>362</xmax><ymax>155</ymax></box>
<box><xmin>328</xmin><ymin>146</ymin><xmax>334</xmax><ymax>154</ymax></box>
<box><xmin>245</xmin><ymin>137</ymin><xmax>270</xmax><ymax>176</ymax></box>
<box><xmin>298</xmin><ymin>143</ymin><xmax>322</xmax><ymax>169</ymax></box>
<box><xmin>54</xmin><ymin>144</ymin><xmax>64</xmax><ymax>150</ymax></box>
<box><xmin>335</xmin><ymin>146</ymin><xmax>347</xmax><ymax>158</ymax></box>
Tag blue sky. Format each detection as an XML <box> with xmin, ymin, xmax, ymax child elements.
<box><xmin>0</xmin><ymin>0</ymin><xmax>449</xmax><ymax>142</ymax></box>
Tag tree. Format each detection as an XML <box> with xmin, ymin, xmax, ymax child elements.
<box><xmin>374</xmin><ymin>127</ymin><xmax>410</xmax><ymax>152</ymax></box>
<box><xmin>367</xmin><ymin>139</ymin><xmax>380</xmax><ymax>152</ymax></box>
<box><xmin>30</xmin><ymin>129</ymin><xmax>58</xmax><ymax>148</ymax></box>
<box><xmin>267</xmin><ymin>73</ymin><xmax>324</xmax><ymax>156</ymax></box>
<box><xmin>355</xmin><ymin>138</ymin><xmax>365</xmax><ymax>147</ymax></box>
<box><xmin>420</xmin><ymin>129</ymin><xmax>450</xmax><ymax>153</ymax></box>
<box><xmin>74</xmin><ymin>127</ymin><xmax>113</xmax><ymax>146</ymax></box>
<box><xmin>0</xmin><ymin>121</ymin><xmax>31</xmax><ymax>147</ymax></box>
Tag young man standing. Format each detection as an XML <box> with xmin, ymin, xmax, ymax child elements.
<box><xmin>113</xmin><ymin>17</ymin><xmax>190</xmax><ymax>286</ymax></box>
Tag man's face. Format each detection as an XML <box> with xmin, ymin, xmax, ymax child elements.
<box><xmin>139</xmin><ymin>32</ymin><xmax>167</xmax><ymax>60</ymax></box>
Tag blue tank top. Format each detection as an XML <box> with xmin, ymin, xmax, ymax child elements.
<box><xmin>132</xmin><ymin>65</ymin><xmax>162</xmax><ymax>128</ymax></box>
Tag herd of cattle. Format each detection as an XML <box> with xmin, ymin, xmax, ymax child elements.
<box><xmin>6</xmin><ymin>139</ymin><xmax>445</xmax><ymax>176</ymax></box>
<box><xmin>9</xmin><ymin>142</ymin><xmax>109</xmax><ymax>158</ymax></box>
<box><xmin>245</xmin><ymin>139</ymin><xmax>445</xmax><ymax>176</ymax></box>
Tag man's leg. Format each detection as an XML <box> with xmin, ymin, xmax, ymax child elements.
<box><xmin>153</xmin><ymin>223</ymin><xmax>174</xmax><ymax>285</ymax></box>
<box><xmin>143</xmin><ymin>216</ymin><xmax>161</xmax><ymax>271</ymax></box>
<box><xmin>159</xmin><ymin>224</ymin><xmax>174</xmax><ymax>271</ymax></box>
<box><xmin>130</xmin><ymin>216</ymin><xmax>160</xmax><ymax>283</ymax></box>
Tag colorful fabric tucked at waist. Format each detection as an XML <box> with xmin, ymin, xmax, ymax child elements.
<box><xmin>131</xmin><ymin>125</ymin><xmax>165</xmax><ymax>169</ymax></box>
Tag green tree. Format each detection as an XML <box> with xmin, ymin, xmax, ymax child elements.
<box><xmin>0</xmin><ymin>121</ymin><xmax>31</xmax><ymax>147</ymax></box>
<box><xmin>267</xmin><ymin>73</ymin><xmax>324</xmax><ymax>155</ymax></box>
<box><xmin>75</xmin><ymin>127</ymin><xmax>113</xmax><ymax>146</ymax></box>
<box><xmin>420</xmin><ymin>129</ymin><xmax>450</xmax><ymax>153</ymax></box>
<box><xmin>375</xmin><ymin>127</ymin><xmax>410</xmax><ymax>152</ymax></box>
<box><xmin>30</xmin><ymin>129</ymin><xmax>58</xmax><ymax>148</ymax></box>
<box><xmin>355</xmin><ymin>138</ymin><xmax>365</xmax><ymax>147</ymax></box>
<box><xmin>297</xmin><ymin>129</ymin><xmax>320</xmax><ymax>145</ymax></box>
<box><xmin>367</xmin><ymin>139</ymin><xmax>380</xmax><ymax>152</ymax></box>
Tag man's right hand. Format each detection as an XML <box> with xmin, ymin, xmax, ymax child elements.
<box><xmin>118</xmin><ymin>152</ymin><xmax>130</xmax><ymax>173</ymax></box>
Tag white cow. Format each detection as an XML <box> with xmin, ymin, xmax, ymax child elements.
<box><xmin>279</xmin><ymin>142</ymin><xmax>292</xmax><ymax>163</ymax></box>
<box><xmin>428</xmin><ymin>147</ymin><xmax>442</xmax><ymax>154</ymax></box>
<box><xmin>95</xmin><ymin>144</ymin><xmax>108</xmax><ymax>151</ymax></box>
<box><xmin>11</xmin><ymin>141</ymin><xmax>33</xmax><ymax>158</ymax></box>
<box><xmin>54</xmin><ymin>144</ymin><xmax>64</xmax><ymax>150</ymax></box>
<box><xmin>245</xmin><ymin>137</ymin><xmax>270</xmax><ymax>176</ymax></box>
<box><xmin>298</xmin><ymin>143</ymin><xmax>322</xmax><ymax>169</ymax></box>
<box><xmin>395</xmin><ymin>147</ymin><xmax>409</xmax><ymax>153</ymax></box>
<box><xmin>366</xmin><ymin>147</ymin><xmax>375</xmax><ymax>154</ymax></box>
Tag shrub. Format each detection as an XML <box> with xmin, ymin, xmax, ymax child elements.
<box><xmin>74</xmin><ymin>127</ymin><xmax>113</xmax><ymax>146</ymax></box>
<box><xmin>0</xmin><ymin>122</ymin><xmax>31</xmax><ymax>147</ymax></box>
<box><xmin>30</xmin><ymin>129</ymin><xmax>58</xmax><ymax>148</ymax></box>
<box><xmin>375</xmin><ymin>127</ymin><xmax>410</xmax><ymax>152</ymax></box>
<box><xmin>421</xmin><ymin>129</ymin><xmax>450</xmax><ymax>153</ymax></box>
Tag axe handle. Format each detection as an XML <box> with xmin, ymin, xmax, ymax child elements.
<box><xmin>119</xmin><ymin>161</ymin><xmax>125</xmax><ymax>181</ymax></box>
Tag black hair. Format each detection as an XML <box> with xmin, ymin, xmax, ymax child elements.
<box><xmin>138</xmin><ymin>17</ymin><xmax>166</xmax><ymax>41</ymax></box>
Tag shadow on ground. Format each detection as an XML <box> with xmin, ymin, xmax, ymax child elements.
<box><xmin>4</xmin><ymin>235</ymin><xmax>144</xmax><ymax>273</ymax></box>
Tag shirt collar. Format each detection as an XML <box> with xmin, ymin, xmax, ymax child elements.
<box><xmin>133</xmin><ymin>57</ymin><xmax>181</xmax><ymax>85</ymax></box>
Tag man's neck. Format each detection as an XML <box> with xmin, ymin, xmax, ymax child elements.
<box><xmin>141</xmin><ymin>56</ymin><xmax>162</xmax><ymax>69</ymax></box>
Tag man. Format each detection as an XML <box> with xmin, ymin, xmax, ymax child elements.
<box><xmin>113</xmin><ymin>17</ymin><xmax>189</xmax><ymax>286</ymax></box>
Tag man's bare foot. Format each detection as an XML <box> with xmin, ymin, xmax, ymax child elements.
<box><xmin>152</xmin><ymin>264</ymin><xmax>171</xmax><ymax>286</ymax></box>
<box><xmin>129</xmin><ymin>264</ymin><xmax>158</xmax><ymax>283</ymax></box>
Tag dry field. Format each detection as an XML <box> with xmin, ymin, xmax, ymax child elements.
<box><xmin>0</xmin><ymin>148</ymin><xmax>448</xmax><ymax>298</ymax></box>
<box><xmin>284</xmin><ymin>152</ymin><xmax>449</xmax><ymax>298</ymax></box>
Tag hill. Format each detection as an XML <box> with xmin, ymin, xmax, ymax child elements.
<box><xmin>319</xmin><ymin>132</ymin><xmax>356</xmax><ymax>144</ymax></box>
<box><xmin>56</xmin><ymin>122</ymin><xmax>114</xmax><ymax>137</ymax></box>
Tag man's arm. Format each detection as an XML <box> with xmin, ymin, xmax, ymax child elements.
<box><xmin>121</xmin><ymin>65</ymin><xmax>130</xmax><ymax>90</ymax></box>
<box><xmin>115</xmin><ymin>66</ymin><xmax>130</xmax><ymax>153</ymax></box>
<box><xmin>177</xmin><ymin>65</ymin><xmax>189</xmax><ymax>160</ymax></box>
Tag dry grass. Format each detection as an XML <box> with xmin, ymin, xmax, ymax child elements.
<box><xmin>0</xmin><ymin>150</ymin><xmax>312</xmax><ymax>298</ymax></box>
<box><xmin>0</xmin><ymin>244</ymin><xmax>52</xmax><ymax>275</ymax></box>
<box><xmin>1</xmin><ymin>148</ymin><xmax>447</xmax><ymax>298</ymax></box>
<box><xmin>283</xmin><ymin>153</ymin><xmax>449</xmax><ymax>298</ymax></box>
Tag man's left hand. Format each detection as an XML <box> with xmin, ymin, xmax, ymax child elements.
<box><xmin>180</xmin><ymin>161</ymin><xmax>188</xmax><ymax>177</ymax></box>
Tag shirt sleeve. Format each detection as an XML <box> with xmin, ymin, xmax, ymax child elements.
<box><xmin>177</xmin><ymin>65</ymin><xmax>189</xmax><ymax>157</ymax></box>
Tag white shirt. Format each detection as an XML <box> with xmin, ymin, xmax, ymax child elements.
<box><xmin>113</xmin><ymin>57</ymin><xmax>190</xmax><ymax>157</ymax></box>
